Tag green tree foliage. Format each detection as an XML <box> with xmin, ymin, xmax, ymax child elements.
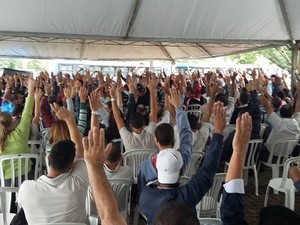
<box><xmin>0</xmin><ymin>58</ymin><xmax>23</xmax><ymax>69</ymax></box>
<box><xmin>27</xmin><ymin>59</ymin><xmax>48</xmax><ymax>71</ymax></box>
<box><xmin>229</xmin><ymin>46</ymin><xmax>292</xmax><ymax>71</ymax></box>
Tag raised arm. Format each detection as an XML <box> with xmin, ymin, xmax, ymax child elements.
<box><xmin>32</xmin><ymin>88</ymin><xmax>43</xmax><ymax>127</ymax></box>
<box><xmin>148</xmin><ymin>74</ymin><xmax>158</xmax><ymax>123</ymax></box>
<box><xmin>295</xmin><ymin>81</ymin><xmax>300</xmax><ymax>113</ymax></box>
<box><xmin>83</xmin><ymin>128</ymin><xmax>126</xmax><ymax>225</ymax></box>
<box><xmin>50</xmin><ymin>103</ymin><xmax>84</xmax><ymax>158</ymax></box>
<box><xmin>221</xmin><ymin>113</ymin><xmax>251</xmax><ymax>225</ymax></box>
<box><xmin>109</xmin><ymin>84</ymin><xmax>125</xmax><ymax>130</ymax></box>
<box><xmin>256</xmin><ymin>79</ymin><xmax>273</xmax><ymax>115</ymax></box>
<box><xmin>89</xmin><ymin>90</ymin><xmax>101</xmax><ymax>129</ymax></box>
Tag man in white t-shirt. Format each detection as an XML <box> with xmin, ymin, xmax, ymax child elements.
<box><xmin>18</xmin><ymin>104</ymin><xmax>89</xmax><ymax>225</ymax></box>
<box><xmin>110</xmin><ymin>77</ymin><xmax>157</xmax><ymax>151</ymax></box>
<box><xmin>258</xmin><ymin>84</ymin><xmax>300</xmax><ymax>157</ymax></box>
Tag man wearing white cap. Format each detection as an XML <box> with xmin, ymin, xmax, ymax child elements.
<box><xmin>139</xmin><ymin>101</ymin><xmax>227</xmax><ymax>224</ymax></box>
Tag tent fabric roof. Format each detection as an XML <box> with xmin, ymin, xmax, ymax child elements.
<box><xmin>0</xmin><ymin>0</ymin><xmax>299</xmax><ymax>61</ymax></box>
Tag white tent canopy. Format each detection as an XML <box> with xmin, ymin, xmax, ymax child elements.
<box><xmin>0</xmin><ymin>0</ymin><xmax>299</xmax><ymax>62</ymax></box>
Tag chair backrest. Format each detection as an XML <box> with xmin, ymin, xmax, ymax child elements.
<box><xmin>184</xmin><ymin>152</ymin><xmax>205</xmax><ymax>177</ymax></box>
<box><xmin>266</xmin><ymin>139</ymin><xmax>298</xmax><ymax>165</ymax></box>
<box><xmin>280</xmin><ymin>156</ymin><xmax>300</xmax><ymax>188</ymax></box>
<box><xmin>259</xmin><ymin>123</ymin><xmax>267</xmax><ymax>139</ymax></box>
<box><xmin>198</xmin><ymin>218</ymin><xmax>223</xmax><ymax>225</ymax></box>
<box><xmin>0</xmin><ymin>153</ymin><xmax>40</xmax><ymax>187</ymax></box>
<box><xmin>37</xmin><ymin>223</ymin><xmax>87</xmax><ymax>225</ymax></box>
<box><xmin>122</xmin><ymin>149</ymin><xmax>157</xmax><ymax>183</ymax></box>
<box><xmin>196</xmin><ymin>173</ymin><xmax>226</xmax><ymax>218</ymax></box>
<box><xmin>0</xmin><ymin>187</ymin><xmax>19</xmax><ymax>225</ymax></box>
<box><xmin>222</xmin><ymin>124</ymin><xmax>236</xmax><ymax>141</ymax></box>
<box><xmin>108</xmin><ymin>178</ymin><xmax>132</xmax><ymax>221</ymax></box>
<box><xmin>244</xmin><ymin>139</ymin><xmax>263</xmax><ymax>169</ymax></box>
<box><xmin>28</xmin><ymin>140</ymin><xmax>44</xmax><ymax>175</ymax></box>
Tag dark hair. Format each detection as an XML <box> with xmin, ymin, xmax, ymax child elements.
<box><xmin>277</xmin><ymin>90</ymin><xmax>286</xmax><ymax>100</ymax></box>
<box><xmin>49</xmin><ymin>140</ymin><xmax>76</xmax><ymax>171</ymax></box>
<box><xmin>106</xmin><ymin>142</ymin><xmax>122</xmax><ymax>162</ymax></box>
<box><xmin>187</xmin><ymin>114</ymin><xmax>199</xmax><ymax>130</ymax></box>
<box><xmin>215</xmin><ymin>93</ymin><xmax>229</xmax><ymax>106</ymax></box>
<box><xmin>155</xmin><ymin>123</ymin><xmax>174</xmax><ymax>147</ymax></box>
<box><xmin>259</xmin><ymin>205</ymin><xmax>300</xmax><ymax>225</ymax></box>
<box><xmin>271</xmin><ymin>97</ymin><xmax>282</xmax><ymax>111</ymax></box>
<box><xmin>280</xmin><ymin>104</ymin><xmax>293</xmax><ymax>118</ymax></box>
<box><xmin>12</xmin><ymin>104</ymin><xmax>24</xmax><ymax>117</ymax></box>
<box><xmin>239</xmin><ymin>92</ymin><xmax>250</xmax><ymax>105</ymax></box>
<box><xmin>153</xmin><ymin>201</ymin><xmax>200</xmax><ymax>225</ymax></box>
<box><xmin>129</xmin><ymin>112</ymin><xmax>145</xmax><ymax>129</ymax></box>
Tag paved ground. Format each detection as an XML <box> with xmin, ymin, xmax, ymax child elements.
<box><xmin>244</xmin><ymin>167</ymin><xmax>300</xmax><ymax>225</ymax></box>
<box><xmin>130</xmin><ymin>167</ymin><xmax>300</xmax><ymax>225</ymax></box>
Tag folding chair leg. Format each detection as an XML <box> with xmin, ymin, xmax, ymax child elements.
<box><xmin>264</xmin><ymin>185</ymin><xmax>271</xmax><ymax>207</ymax></box>
<box><xmin>253</xmin><ymin>166</ymin><xmax>259</xmax><ymax>196</ymax></box>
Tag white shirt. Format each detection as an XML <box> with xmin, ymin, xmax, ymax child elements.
<box><xmin>18</xmin><ymin>159</ymin><xmax>89</xmax><ymax>225</ymax></box>
<box><xmin>192</xmin><ymin>122</ymin><xmax>210</xmax><ymax>152</ymax></box>
<box><xmin>120</xmin><ymin>122</ymin><xmax>157</xmax><ymax>151</ymax></box>
<box><xmin>266</xmin><ymin>112</ymin><xmax>300</xmax><ymax>155</ymax></box>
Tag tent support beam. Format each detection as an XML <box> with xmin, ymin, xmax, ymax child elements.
<box><xmin>196</xmin><ymin>44</ymin><xmax>213</xmax><ymax>57</ymax></box>
<box><xmin>278</xmin><ymin>0</ymin><xmax>293</xmax><ymax>40</ymax></box>
<box><xmin>124</xmin><ymin>0</ymin><xmax>141</xmax><ymax>39</ymax></box>
<box><xmin>159</xmin><ymin>44</ymin><xmax>175</xmax><ymax>64</ymax></box>
<box><xmin>291</xmin><ymin>41</ymin><xmax>300</xmax><ymax>89</ymax></box>
<box><xmin>79</xmin><ymin>40</ymin><xmax>87</xmax><ymax>60</ymax></box>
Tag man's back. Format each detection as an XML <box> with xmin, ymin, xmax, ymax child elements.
<box><xmin>266</xmin><ymin>112</ymin><xmax>300</xmax><ymax>153</ymax></box>
<box><xmin>18</xmin><ymin>159</ymin><xmax>89</xmax><ymax>225</ymax></box>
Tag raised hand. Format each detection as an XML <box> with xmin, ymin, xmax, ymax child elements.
<box><xmin>213</xmin><ymin>101</ymin><xmax>226</xmax><ymax>134</ymax></box>
<box><xmin>89</xmin><ymin>91</ymin><xmax>101</xmax><ymax>111</ymax></box>
<box><xmin>168</xmin><ymin>88</ymin><xmax>181</xmax><ymax>108</ymax></box>
<box><xmin>34</xmin><ymin>88</ymin><xmax>43</xmax><ymax>102</ymax></box>
<box><xmin>108</xmin><ymin>84</ymin><xmax>117</xmax><ymax>99</ymax></box>
<box><xmin>50</xmin><ymin>103</ymin><xmax>73</xmax><ymax>121</ymax></box>
<box><xmin>79</xmin><ymin>87</ymin><xmax>88</xmax><ymax>103</ymax></box>
<box><xmin>233</xmin><ymin>112</ymin><xmax>252</xmax><ymax>154</ymax></box>
<box><xmin>64</xmin><ymin>86</ymin><xmax>72</xmax><ymax>98</ymax></box>
<box><xmin>83</xmin><ymin>127</ymin><xmax>109</xmax><ymax>165</ymax></box>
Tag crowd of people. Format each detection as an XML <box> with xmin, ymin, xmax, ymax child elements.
<box><xmin>0</xmin><ymin>67</ymin><xmax>300</xmax><ymax>224</ymax></box>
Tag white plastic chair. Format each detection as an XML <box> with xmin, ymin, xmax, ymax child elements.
<box><xmin>199</xmin><ymin>218</ymin><xmax>223</xmax><ymax>225</ymax></box>
<box><xmin>225</xmin><ymin>139</ymin><xmax>263</xmax><ymax>196</ymax></box>
<box><xmin>0</xmin><ymin>187</ymin><xmax>19</xmax><ymax>225</ymax></box>
<box><xmin>109</xmin><ymin>178</ymin><xmax>132</xmax><ymax>224</ymax></box>
<box><xmin>28</xmin><ymin>140</ymin><xmax>44</xmax><ymax>175</ymax></box>
<box><xmin>259</xmin><ymin>123</ymin><xmax>267</xmax><ymax>139</ymax></box>
<box><xmin>264</xmin><ymin>156</ymin><xmax>300</xmax><ymax>210</ymax></box>
<box><xmin>0</xmin><ymin>153</ymin><xmax>40</xmax><ymax>187</ymax></box>
<box><xmin>86</xmin><ymin>178</ymin><xmax>132</xmax><ymax>225</ymax></box>
<box><xmin>184</xmin><ymin>152</ymin><xmax>205</xmax><ymax>177</ymax></box>
<box><xmin>259</xmin><ymin>139</ymin><xmax>298</xmax><ymax>179</ymax></box>
<box><xmin>196</xmin><ymin>173</ymin><xmax>226</xmax><ymax>218</ymax></box>
<box><xmin>122</xmin><ymin>149</ymin><xmax>157</xmax><ymax>184</ymax></box>
<box><xmin>222</xmin><ymin>124</ymin><xmax>236</xmax><ymax>141</ymax></box>
<box><xmin>36</xmin><ymin>223</ymin><xmax>87</xmax><ymax>225</ymax></box>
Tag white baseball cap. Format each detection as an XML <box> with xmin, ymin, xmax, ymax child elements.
<box><xmin>157</xmin><ymin>149</ymin><xmax>183</xmax><ymax>184</ymax></box>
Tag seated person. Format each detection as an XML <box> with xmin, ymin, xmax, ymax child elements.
<box><xmin>139</xmin><ymin>101</ymin><xmax>226</xmax><ymax>224</ymax></box>
<box><xmin>18</xmin><ymin>105</ymin><xmax>89</xmax><ymax>224</ymax></box>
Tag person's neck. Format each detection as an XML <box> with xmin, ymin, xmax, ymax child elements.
<box><xmin>47</xmin><ymin>168</ymin><xmax>66</xmax><ymax>179</ymax></box>
<box><xmin>157</xmin><ymin>183</ymin><xmax>178</xmax><ymax>189</ymax></box>
<box><xmin>132</xmin><ymin>128</ymin><xmax>143</xmax><ymax>134</ymax></box>
<box><xmin>104</xmin><ymin>161</ymin><xmax>119</xmax><ymax>171</ymax></box>
<box><xmin>158</xmin><ymin>145</ymin><xmax>173</xmax><ymax>151</ymax></box>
